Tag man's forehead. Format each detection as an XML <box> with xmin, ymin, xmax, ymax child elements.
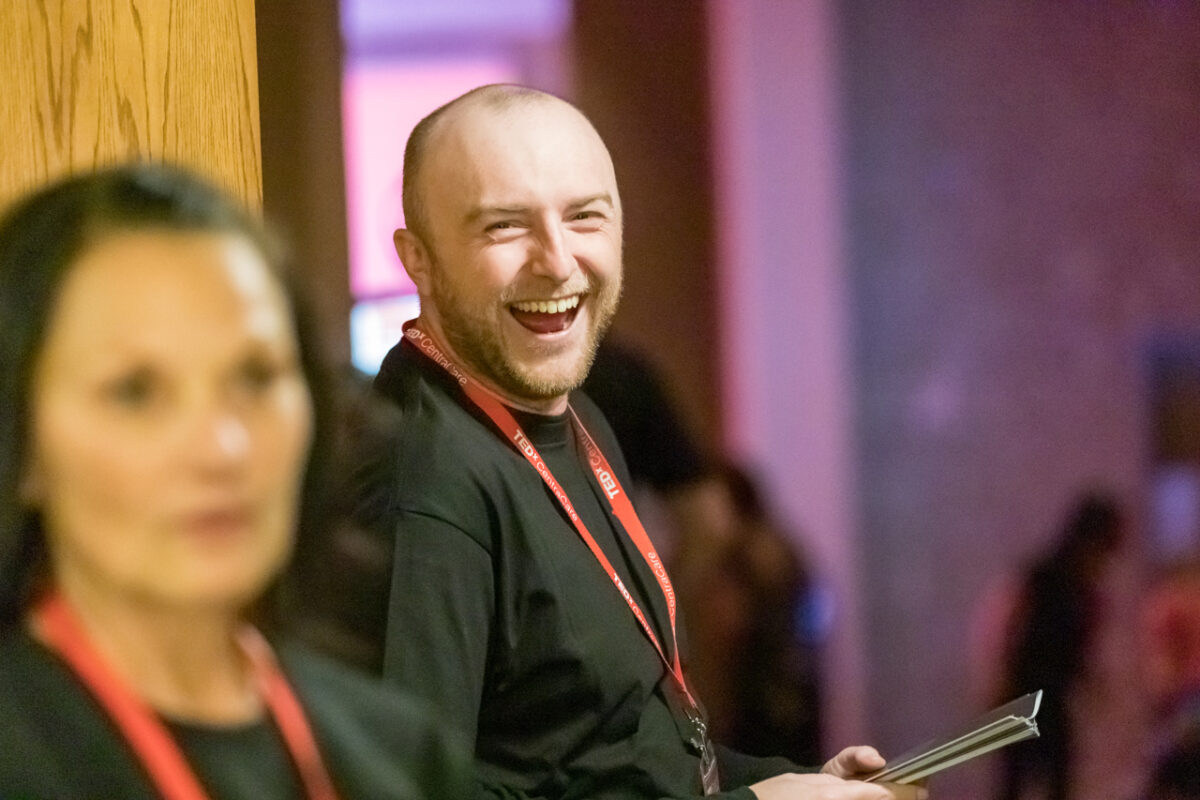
<box><xmin>420</xmin><ymin>99</ymin><xmax>617</xmax><ymax>211</ymax></box>
<box><xmin>442</xmin><ymin>92</ymin><xmax>572</xmax><ymax>131</ymax></box>
<box><xmin>432</xmin><ymin>98</ymin><xmax>597</xmax><ymax>159</ymax></box>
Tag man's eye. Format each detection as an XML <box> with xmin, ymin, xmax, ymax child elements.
<box><xmin>570</xmin><ymin>211</ymin><xmax>606</xmax><ymax>226</ymax></box>
<box><xmin>486</xmin><ymin>221</ymin><xmax>516</xmax><ymax>232</ymax></box>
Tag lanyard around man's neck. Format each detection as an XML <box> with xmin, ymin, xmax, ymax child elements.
<box><xmin>403</xmin><ymin>321</ymin><xmax>700</xmax><ymax>710</ymax></box>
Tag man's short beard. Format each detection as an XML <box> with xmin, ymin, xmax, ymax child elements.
<box><xmin>429</xmin><ymin>261</ymin><xmax>621</xmax><ymax>405</ymax></box>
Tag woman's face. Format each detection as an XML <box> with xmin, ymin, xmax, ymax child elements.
<box><xmin>23</xmin><ymin>230</ymin><xmax>314</xmax><ymax>613</ymax></box>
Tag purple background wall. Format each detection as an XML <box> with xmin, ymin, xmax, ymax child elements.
<box><xmin>841</xmin><ymin>3</ymin><xmax>1200</xmax><ymax>797</ymax></box>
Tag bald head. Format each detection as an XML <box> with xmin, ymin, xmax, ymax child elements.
<box><xmin>401</xmin><ymin>85</ymin><xmax>615</xmax><ymax>247</ymax></box>
<box><xmin>391</xmin><ymin>83</ymin><xmax>624</xmax><ymax>413</ymax></box>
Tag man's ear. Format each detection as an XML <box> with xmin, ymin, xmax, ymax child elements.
<box><xmin>394</xmin><ymin>229</ymin><xmax>434</xmax><ymax>296</ymax></box>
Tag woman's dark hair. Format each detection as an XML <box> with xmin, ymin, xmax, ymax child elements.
<box><xmin>0</xmin><ymin>162</ymin><xmax>336</xmax><ymax>627</ymax></box>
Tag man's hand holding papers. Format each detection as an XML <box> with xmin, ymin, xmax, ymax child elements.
<box><xmin>864</xmin><ymin>690</ymin><xmax>1044</xmax><ymax>785</ymax></box>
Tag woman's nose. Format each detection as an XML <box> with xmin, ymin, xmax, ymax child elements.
<box><xmin>192</xmin><ymin>408</ymin><xmax>251</xmax><ymax>467</ymax></box>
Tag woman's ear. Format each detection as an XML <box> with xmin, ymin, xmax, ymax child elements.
<box><xmin>18</xmin><ymin>456</ymin><xmax>43</xmax><ymax>508</ymax></box>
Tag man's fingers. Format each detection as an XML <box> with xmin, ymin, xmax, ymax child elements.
<box><xmin>823</xmin><ymin>745</ymin><xmax>887</xmax><ymax>777</ymax></box>
<box><xmin>750</xmin><ymin>773</ymin><xmax>928</xmax><ymax>799</ymax></box>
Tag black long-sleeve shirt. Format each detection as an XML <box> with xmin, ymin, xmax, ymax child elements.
<box><xmin>363</xmin><ymin>339</ymin><xmax>800</xmax><ymax>799</ymax></box>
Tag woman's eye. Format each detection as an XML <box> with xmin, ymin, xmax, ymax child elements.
<box><xmin>106</xmin><ymin>370</ymin><xmax>159</xmax><ymax>409</ymax></box>
<box><xmin>236</xmin><ymin>359</ymin><xmax>280</xmax><ymax>394</ymax></box>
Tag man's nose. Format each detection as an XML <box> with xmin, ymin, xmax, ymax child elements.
<box><xmin>529</xmin><ymin>223</ymin><xmax>575</xmax><ymax>282</ymax></box>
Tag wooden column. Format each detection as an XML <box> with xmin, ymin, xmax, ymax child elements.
<box><xmin>0</xmin><ymin>0</ymin><xmax>261</xmax><ymax>212</ymax></box>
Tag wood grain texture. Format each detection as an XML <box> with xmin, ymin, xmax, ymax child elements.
<box><xmin>0</xmin><ymin>0</ymin><xmax>261</xmax><ymax>213</ymax></box>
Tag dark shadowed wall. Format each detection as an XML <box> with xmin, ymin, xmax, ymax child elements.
<box><xmin>257</xmin><ymin>0</ymin><xmax>353</xmax><ymax>366</ymax></box>
<box><xmin>572</xmin><ymin>0</ymin><xmax>722</xmax><ymax>449</ymax></box>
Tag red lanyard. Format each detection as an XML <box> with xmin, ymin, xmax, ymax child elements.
<box><xmin>403</xmin><ymin>322</ymin><xmax>700</xmax><ymax>711</ymax></box>
<box><xmin>30</xmin><ymin>590</ymin><xmax>341</xmax><ymax>800</ymax></box>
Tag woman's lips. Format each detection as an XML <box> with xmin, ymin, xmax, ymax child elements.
<box><xmin>181</xmin><ymin>506</ymin><xmax>255</xmax><ymax>540</ymax></box>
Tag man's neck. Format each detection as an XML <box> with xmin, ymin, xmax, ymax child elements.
<box><xmin>499</xmin><ymin>390</ymin><xmax>569</xmax><ymax>417</ymax></box>
<box><xmin>412</xmin><ymin>314</ymin><xmax>569</xmax><ymax>416</ymax></box>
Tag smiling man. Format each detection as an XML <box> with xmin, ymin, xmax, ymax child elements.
<box><xmin>364</xmin><ymin>84</ymin><xmax>921</xmax><ymax>800</ymax></box>
<box><xmin>393</xmin><ymin>85</ymin><xmax>622</xmax><ymax>414</ymax></box>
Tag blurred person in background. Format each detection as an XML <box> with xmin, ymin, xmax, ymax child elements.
<box><xmin>1141</xmin><ymin>557</ymin><xmax>1200</xmax><ymax>800</ymax></box>
<box><xmin>699</xmin><ymin>463</ymin><xmax>824</xmax><ymax>766</ymax></box>
<box><xmin>583</xmin><ymin>346</ymin><xmax>825</xmax><ymax>764</ymax></box>
<box><xmin>286</xmin><ymin>367</ymin><xmax>403</xmax><ymax>675</ymax></box>
<box><xmin>972</xmin><ymin>492</ymin><xmax>1128</xmax><ymax>800</ymax></box>
<box><xmin>0</xmin><ymin>164</ymin><xmax>467</xmax><ymax>799</ymax></box>
<box><xmin>581</xmin><ymin>336</ymin><xmax>723</xmax><ymax>568</ymax></box>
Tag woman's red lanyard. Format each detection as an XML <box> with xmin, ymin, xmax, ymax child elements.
<box><xmin>403</xmin><ymin>322</ymin><xmax>702</xmax><ymax>716</ymax></box>
<box><xmin>30</xmin><ymin>590</ymin><xmax>341</xmax><ymax>800</ymax></box>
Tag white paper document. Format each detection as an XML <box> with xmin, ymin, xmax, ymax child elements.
<box><xmin>863</xmin><ymin>690</ymin><xmax>1043</xmax><ymax>785</ymax></box>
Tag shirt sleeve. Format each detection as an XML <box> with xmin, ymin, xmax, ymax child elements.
<box><xmin>715</xmin><ymin>744</ymin><xmax>813</xmax><ymax>785</ymax></box>
<box><xmin>387</xmin><ymin>514</ymin><xmax>574</xmax><ymax>800</ymax></box>
<box><xmin>383</xmin><ymin>509</ymin><xmax>494</xmax><ymax>751</ymax></box>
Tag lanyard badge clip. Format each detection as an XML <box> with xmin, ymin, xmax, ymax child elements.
<box><xmin>686</xmin><ymin>705</ymin><xmax>719</xmax><ymax>795</ymax></box>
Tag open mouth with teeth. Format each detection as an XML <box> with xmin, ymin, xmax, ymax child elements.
<box><xmin>509</xmin><ymin>294</ymin><xmax>582</xmax><ymax>334</ymax></box>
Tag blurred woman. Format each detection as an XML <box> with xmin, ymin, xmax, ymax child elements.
<box><xmin>0</xmin><ymin>164</ymin><xmax>467</xmax><ymax>799</ymax></box>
